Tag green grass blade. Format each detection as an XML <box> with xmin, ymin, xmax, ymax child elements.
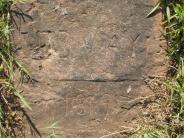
<box><xmin>147</xmin><ymin>2</ymin><xmax>161</xmax><ymax>18</ymax></box>
<box><xmin>14</xmin><ymin>91</ymin><xmax>32</xmax><ymax>110</ymax></box>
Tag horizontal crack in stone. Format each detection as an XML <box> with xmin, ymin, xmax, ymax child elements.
<box><xmin>55</xmin><ymin>78</ymin><xmax>141</xmax><ymax>82</ymax></box>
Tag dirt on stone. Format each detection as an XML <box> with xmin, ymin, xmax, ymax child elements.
<box><xmin>13</xmin><ymin>0</ymin><xmax>167</xmax><ymax>137</ymax></box>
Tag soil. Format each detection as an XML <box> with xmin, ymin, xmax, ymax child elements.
<box><xmin>13</xmin><ymin>0</ymin><xmax>168</xmax><ymax>137</ymax></box>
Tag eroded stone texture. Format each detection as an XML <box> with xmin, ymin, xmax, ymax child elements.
<box><xmin>13</xmin><ymin>0</ymin><xmax>167</xmax><ymax>137</ymax></box>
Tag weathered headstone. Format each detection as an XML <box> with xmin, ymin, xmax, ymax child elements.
<box><xmin>14</xmin><ymin>0</ymin><xmax>167</xmax><ymax>137</ymax></box>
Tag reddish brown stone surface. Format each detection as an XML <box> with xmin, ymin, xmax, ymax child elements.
<box><xmin>13</xmin><ymin>0</ymin><xmax>167</xmax><ymax>137</ymax></box>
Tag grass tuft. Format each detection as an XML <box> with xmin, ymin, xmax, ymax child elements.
<box><xmin>0</xmin><ymin>0</ymin><xmax>34</xmax><ymax>137</ymax></box>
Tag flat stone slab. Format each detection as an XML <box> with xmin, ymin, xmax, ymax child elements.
<box><xmin>23</xmin><ymin>81</ymin><xmax>151</xmax><ymax>137</ymax></box>
<box><xmin>16</xmin><ymin>0</ymin><xmax>153</xmax><ymax>81</ymax></box>
<box><xmin>13</xmin><ymin>0</ymin><xmax>167</xmax><ymax>137</ymax></box>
